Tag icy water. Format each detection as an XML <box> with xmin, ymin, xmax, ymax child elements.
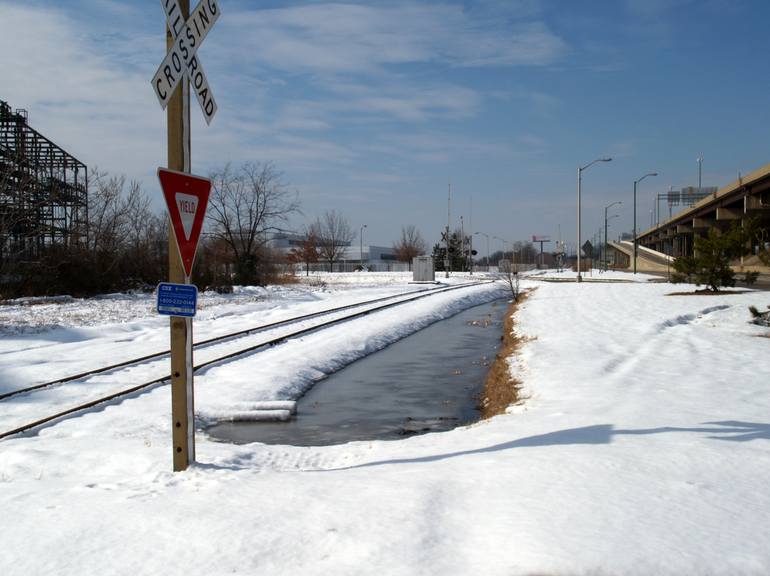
<box><xmin>207</xmin><ymin>299</ymin><xmax>507</xmax><ymax>446</ymax></box>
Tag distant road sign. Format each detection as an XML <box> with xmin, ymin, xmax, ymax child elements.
<box><xmin>157</xmin><ymin>282</ymin><xmax>198</xmax><ymax>317</ymax></box>
<box><xmin>158</xmin><ymin>168</ymin><xmax>212</xmax><ymax>278</ymax></box>
<box><xmin>532</xmin><ymin>235</ymin><xmax>551</xmax><ymax>242</ymax></box>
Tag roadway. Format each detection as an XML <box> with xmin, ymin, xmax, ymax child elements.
<box><xmin>608</xmin><ymin>240</ymin><xmax>770</xmax><ymax>288</ymax></box>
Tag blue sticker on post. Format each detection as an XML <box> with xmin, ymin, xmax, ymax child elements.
<box><xmin>157</xmin><ymin>282</ymin><xmax>198</xmax><ymax>317</ymax></box>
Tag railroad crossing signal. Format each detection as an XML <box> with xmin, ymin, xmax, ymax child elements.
<box><xmin>152</xmin><ymin>0</ymin><xmax>220</xmax><ymax>124</ymax></box>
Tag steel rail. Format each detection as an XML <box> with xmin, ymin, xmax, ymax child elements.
<box><xmin>0</xmin><ymin>280</ymin><xmax>498</xmax><ymax>439</ymax></box>
<box><xmin>0</xmin><ymin>284</ymin><xmax>446</xmax><ymax>402</ymax></box>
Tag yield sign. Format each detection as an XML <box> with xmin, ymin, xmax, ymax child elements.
<box><xmin>158</xmin><ymin>168</ymin><xmax>212</xmax><ymax>278</ymax></box>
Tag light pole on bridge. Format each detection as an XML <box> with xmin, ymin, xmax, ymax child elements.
<box><xmin>633</xmin><ymin>172</ymin><xmax>657</xmax><ymax>274</ymax></box>
<box><xmin>604</xmin><ymin>201</ymin><xmax>622</xmax><ymax>271</ymax></box>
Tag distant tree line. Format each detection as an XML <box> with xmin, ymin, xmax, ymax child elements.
<box><xmin>1</xmin><ymin>157</ymin><xmax>469</xmax><ymax>296</ymax></box>
<box><xmin>286</xmin><ymin>220</ymin><xmax>427</xmax><ymax>273</ymax></box>
<box><xmin>0</xmin><ymin>161</ymin><xmax>302</xmax><ymax>298</ymax></box>
<box><xmin>1</xmin><ymin>170</ymin><xmax>168</xmax><ymax>297</ymax></box>
<box><xmin>432</xmin><ymin>233</ymin><xmax>539</xmax><ymax>271</ymax></box>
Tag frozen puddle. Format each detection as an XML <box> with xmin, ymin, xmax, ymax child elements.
<box><xmin>207</xmin><ymin>299</ymin><xmax>507</xmax><ymax>446</ymax></box>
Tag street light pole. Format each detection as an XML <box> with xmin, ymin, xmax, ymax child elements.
<box><xmin>633</xmin><ymin>172</ymin><xmax>657</xmax><ymax>274</ymax></box>
<box><xmin>359</xmin><ymin>224</ymin><xmax>367</xmax><ymax>270</ymax></box>
<box><xmin>604</xmin><ymin>214</ymin><xmax>619</xmax><ymax>271</ymax></box>
<box><xmin>604</xmin><ymin>201</ymin><xmax>622</xmax><ymax>271</ymax></box>
<box><xmin>577</xmin><ymin>157</ymin><xmax>612</xmax><ymax>282</ymax></box>
<box><xmin>460</xmin><ymin>215</ymin><xmax>465</xmax><ymax>272</ymax></box>
<box><xmin>493</xmin><ymin>236</ymin><xmax>511</xmax><ymax>270</ymax></box>
<box><xmin>445</xmin><ymin>181</ymin><xmax>451</xmax><ymax>278</ymax></box>
<box><xmin>697</xmin><ymin>155</ymin><xmax>703</xmax><ymax>194</ymax></box>
<box><xmin>474</xmin><ymin>232</ymin><xmax>490</xmax><ymax>272</ymax></box>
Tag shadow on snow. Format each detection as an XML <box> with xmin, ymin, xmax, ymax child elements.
<box><xmin>323</xmin><ymin>420</ymin><xmax>770</xmax><ymax>471</ymax></box>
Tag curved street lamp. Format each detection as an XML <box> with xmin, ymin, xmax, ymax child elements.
<box><xmin>577</xmin><ymin>157</ymin><xmax>612</xmax><ymax>282</ymax></box>
<box><xmin>633</xmin><ymin>173</ymin><xmax>657</xmax><ymax>274</ymax></box>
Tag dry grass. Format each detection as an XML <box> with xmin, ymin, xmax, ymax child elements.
<box><xmin>272</xmin><ymin>273</ymin><xmax>303</xmax><ymax>285</ymax></box>
<box><xmin>477</xmin><ymin>289</ymin><xmax>533</xmax><ymax>419</ymax></box>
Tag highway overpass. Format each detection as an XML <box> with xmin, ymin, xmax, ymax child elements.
<box><xmin>635</xmin><ymin>161</ymin><xmax>770</xmax><ymax>275</ymax></box>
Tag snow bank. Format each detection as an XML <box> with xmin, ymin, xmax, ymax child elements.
<box><xmin>1</xmin><ymin>273</ymin><xmax>769</xmax><ymax>576</ymax></box>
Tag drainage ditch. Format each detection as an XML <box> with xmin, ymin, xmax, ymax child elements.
<box><xmin>207</xmin><ymin>298</ymin><xmax>508</xmax><ymax>446</ymax></box>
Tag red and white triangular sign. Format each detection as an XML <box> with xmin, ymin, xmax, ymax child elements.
<box><xmin>158</xmin><ymin>168</ymin><xmax>212</xmax><ymax>278</ymax></box>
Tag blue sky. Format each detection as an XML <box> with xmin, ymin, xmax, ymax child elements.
<box><xmin>2</xmin><ymin>0</ymin><xmax>769</xmax><ymax>252</ymax></box>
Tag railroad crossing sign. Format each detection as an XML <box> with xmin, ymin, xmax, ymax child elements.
<box><xmin>158</xmin><ymin>168</ymin><xmax>212</xmax><ymax>278</ymax></box>
<box><xmin>152</xmin><ymin>0</ymin><xmax>220</xmax><ymax>472</ymax></box>
<box><xmin>151</xmin><ymin>0</ymin><xmax>220</xmax><ymax>124</ymax></box>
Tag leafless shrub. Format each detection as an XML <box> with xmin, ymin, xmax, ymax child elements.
<box><xmin>311</xmin><ymin>210</ymin><xmax>354</xmax><ymax>272</ymax></box>
<box><xmin>207</xmin><ymin>162</ymin><xmax>300</xmax><ymax>285</ymax></box>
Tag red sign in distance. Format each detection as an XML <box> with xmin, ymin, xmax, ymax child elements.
<box><xmin>158</xmin><ymin>168</ymin><xmax>212</xmax><ymax>278</ymax></box>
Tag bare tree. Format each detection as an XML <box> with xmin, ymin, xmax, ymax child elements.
<box><xmin>311</xmin><ymin>210</ymin><xmax>354</xmax><ymax>271</ymax></box>
<box><xmin>393</xmin><ymin>224</ymin><xmax>426</xmax><ymax>270</ymax></box>
<box><xmin>207</xmin><ymin>162</ymin><xmax>300</xmax><ymax>284</ymax></box>
<box><xmin>500</xmin><ymin>268</ymin><xmax>520</xmax><ymax>301</ymax></box>
<box><xmin>86</xmin><ymin>170</ymin><xmax>139</xmax><ymax>275</ymax></box>
<box><xmin>287</xmin><ymin>228</ymin><xmax>319</xmax><ymax>276</ymax></box>
<box><xmin>121</xmin><ymin>182</ymin><xmax>166</xmax><ymax>286</ymax></box>
<box><xmin>84</xmin><ymin>170</ymin><xmax>166</xmax><ymax>289</ymax></box>
<box><xmin>87</xmin><ymin>172</ymin><xmax>126</xmax><ymax>248</ymax></box>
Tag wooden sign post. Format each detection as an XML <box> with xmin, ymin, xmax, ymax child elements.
<box><xmin>153</xmin><ymin>0</ymin><xmax>220</xmax><ymax>471</ymax></box>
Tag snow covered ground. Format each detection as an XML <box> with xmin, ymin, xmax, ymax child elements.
<box><xmin>1</xmin><ymin>271</ymin><xmax>769</xmax><ymax>575</ymax></box>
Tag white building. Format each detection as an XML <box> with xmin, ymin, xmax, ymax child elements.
<box><xmin>268</xmin><ymin>233</ymin><xmax>408</xmax><ymax>272</ymax></box>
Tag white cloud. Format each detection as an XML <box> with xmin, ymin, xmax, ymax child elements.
<box><xmin>0</xmin><ymin>2</ymin><xmax>164</xmax><ymax>188</ymax></box>
<box><xmin>0</xmin><ymin>0</ymin><xmax>566</xmax><ymax>224</ymax></box>
<box><xmin>219</xmin><ymin>2</ymin><xmax>565</xmax><ymax>74</ymax></box>
<box><xmin>322</xmin><ymin>80</ymin><xmax>481</xmax><ymax>122</ymax></box>
<box><xmin>364</xmin><ymin>131</ymin><xmax>516</xmax><ymax>165</ymax></box>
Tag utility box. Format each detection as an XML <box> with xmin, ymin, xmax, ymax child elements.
<box><xmin>413</xmin><ymin>256</ymin><xmax>435</xmax><ymax>282</ymax></box>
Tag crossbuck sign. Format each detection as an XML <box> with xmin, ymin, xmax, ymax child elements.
<box><xmin>151</xmin><ymin>0</ymin><xmax>220</xmax><ymax>472</ymax></box>
<box><xmin>151</xmin><ymin>0</ymin><xmax>220</xmax><ymax>124</ymax></box>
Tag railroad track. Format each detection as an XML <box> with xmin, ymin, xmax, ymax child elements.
<box><xmin>0</xmin><ymin>285</ymin><xmax>444</xmax><ymax>402</ymax></box>
<box><xmin>0</xmin><ymin>279</ymin><xmax>498</xmax><ymax>439</ymax></box>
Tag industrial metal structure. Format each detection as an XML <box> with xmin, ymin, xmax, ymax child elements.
<box><xmin>0</xmin><ymin>99</ymin><xmax>87</xmax><ymax>267</ymax></box>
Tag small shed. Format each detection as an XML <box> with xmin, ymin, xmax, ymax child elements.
<box><xmin>412</xmin><ymin>256</ymin><xmax>435</xmax><ymax>282</ymax></box>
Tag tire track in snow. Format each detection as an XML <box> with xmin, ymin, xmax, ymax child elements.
<box><xmin>601</xmin><ymin>304</ymin><xmax>732</xmax><ymax>381</ymax></box>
